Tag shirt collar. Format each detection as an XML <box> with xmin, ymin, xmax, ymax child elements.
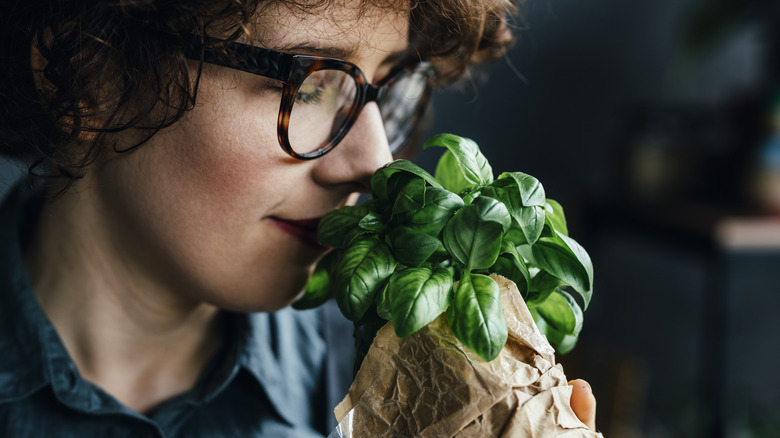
<box><xmin>233</xmin><ymin>310</ymin><xmax>308</xmax><ymax>427</ymax></box>
<box><xmin>238</xmin><ymin>307</ymin><xmax>326</xmax><ymax>430</ymax></box>
<box><xmin>0</xmin><ymin>181</ymin><xmax>52</xmax><ymax>401</ymax></box>
<box><xmin>0</xmin><ymin>181</ymin><xmax>328</xmax><ymax>429</ymax></box>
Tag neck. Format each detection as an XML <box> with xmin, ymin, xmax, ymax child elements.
<box><xmin>24</xmin><ymin>183</ymin><xmax>224</xmax><ymax>414</ymax></box>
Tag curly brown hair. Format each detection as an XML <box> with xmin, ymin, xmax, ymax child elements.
<box><xmin>0</xmin><ymin>0</ymin><xmax>520</xmax><ymax>185</ymax></box>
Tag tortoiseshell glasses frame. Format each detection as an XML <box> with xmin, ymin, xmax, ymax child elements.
<box><xmin>185</xmin><ymin>36</ymin><xmax>434</xmax><ymax>160</ymax></box>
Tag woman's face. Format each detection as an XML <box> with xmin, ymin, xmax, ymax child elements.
<box><xmin>88</xmin><ymin>3</ymin><xmax>409</xmax><ymax>311</ymax></box>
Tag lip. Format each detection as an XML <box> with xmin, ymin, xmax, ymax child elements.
<box><xmin>270</xmin><ymin>217</ymin><xmax>329</xmax><ymax>250</ymax></box>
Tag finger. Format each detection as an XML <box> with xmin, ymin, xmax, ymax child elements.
<box><xmin>568</xmin><ymin>379</ymin><xmax>597</xmax><ymax>431</ymax></box>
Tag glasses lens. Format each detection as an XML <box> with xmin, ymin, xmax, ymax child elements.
<box><xmin>381</xmin><ymin>68</ymin><xmax>429</xmax><ymax>153</ymax></box>
<box><xmin>287</xmin><ymin>69</ymin><xmax>358</xmax><ymax>155</ymax></box>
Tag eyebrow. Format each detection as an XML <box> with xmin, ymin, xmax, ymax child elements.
<box><xmin>276</xmin><ymin>42</ymin><xmax>412</xmax><ymax>65</ymax></box>
<box><xmin>276</xmin><ymin>43</ymin><xmax>358</xmax><ymax>60</ymax></box>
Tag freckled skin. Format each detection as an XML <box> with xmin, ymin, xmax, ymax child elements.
<box><xmin>84</xmin><ymin>4</ymin><xmax>408</xmax><ymax>313</ymax></box>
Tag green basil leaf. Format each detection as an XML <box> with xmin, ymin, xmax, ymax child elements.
<box><xmin>433</xmin><ymin>150</ymin><xmax>472</xmax><ymax>194</ymax></box>
<box><xmin>483</xmin><ymin>180</ymin><xmax>544</xmax><ymax>244</ymax></box>
<box><xmin>385</xmin><ymin>173</ymin><xmax>419</xmax><ymax>206</ymax></box>
<box><xmin>482</xmin><ymin>178</ymin><xmax>521</xmax><ymax>212</ymax></box>
<box><xmin>334</xmin><ymin>238</ymin><xmax>397</xmax><ymax>321</ymax></box>
<box><xmin>388</xmin><ymin>266</ymin><xmax>453</xmax><ymax>337</ymax></box>
<box><xmin>376</xmin><ymin>282</ymin><xmax>392</xmax><ymax>320</ymax></box>
<box><xmin>526</xmin><ymin>269</ymin><xmax>562</xmax><ymax>305</ymax></box>
<box><xmin>400</xmin><ymin>186</ymin><xmax>465</xmax><ymax>237</ymax></box>
<box><xmin>538</xmin><ymin>220</ymin><xmax>557</xmax><ymax>240</ymax></box>
<box><xmin>448</xmin><ymin>272</ymin><xmax>507</xmax><ymax>361</ymax></box>
<box><xmin>530</xmin><ymin>231</ymin><xmax>594</xmax><ymax>308</ymax></box>
<box><xmin>545</xmin><ymin>199</ymin><xmax>568</xmax><ymax>236</ymax></box>
<box><xmin>358</xmin><ymin>211</ymin><xmax>385</xmax><ymax>232</ymax></box>
<box><xmin>496</xmin><ymin>172</ymin><xmax>546</xmax><ymax>206</ymax></box>
<box><xmin>424</xmin><ymin>133</ymin><xmax>493</xmax><ymax>188</ymax></box>
<box><xmin>391</xmin><ymin>178</ymin><xmax>426</xmax><ymax>217</ymax></box>
<box><xmin>531</xmin><ymin>289</ymin><xmax>583</xmax><ymax>354</ymax></box>
<box><xmin>318</xmin><ymin>205</ymin><xmax>370</xmax><ymax>249</ymax></box>
<box><xmin>518</xmin><ymin>205</ymin><xmax>545</xmax><ymax>245</ymax></box>
<box><xmin>532</xmin><ymin>289</ymin><xmax>583</xmax><ymax>335</ymax></box>
<box><xmin>472</xmin><ymin>196</ymin><xmax>511</xmax><ymax>232</ymax></box>
<box><xmin>389</xmin><ymin>226</ymin><xmax>443</xmax><ymax>267</ymax></box>
<box><xmin>293</xmin><ymin>250</ymin><xmax>340</xmax><ymax>310</ymax></box>
<box><xmin>343</xmin><ymin>228</ymin><xmax>375</xmax><ymax>248</ymax></box>
<box><xmin>502</xmin><ymin>221</ymin><xmax>529</xmax><ymax>247</ymax></box>
<box><xmin>531</xmin><ymin>307</ymin><xmax>579</xmax><ymax>355</ymax></box>
<box><xmin>489</xmin><ymin>253</ymin><xmax>530</xmax><ymax>296</ymax></box>
<box><xmin>461</xmin><ymin>188</ymin><xmax>481</xmax><ymax>206</ymax></box>
<box><xmin>499</xmin><ymin>237</ymin><xmax>520</xmax><ymax>260</ymax></box>
<box><xmin>371</xmin><ymin>160</ymin><xmax>441</xmax><ymax>201</ymax></box>
<box><xmin>442</xmin><ymin>204</ymin><xmax>503</xmax><ymax>270</ymax></box>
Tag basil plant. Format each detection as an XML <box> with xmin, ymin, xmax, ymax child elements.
<box><xmin>294</xmin><ymin>134</ymin><xmax>594</xmax><ymax>363</ymax></box>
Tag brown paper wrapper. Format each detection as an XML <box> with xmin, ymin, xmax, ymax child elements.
<box><xmin>332</xmin><ymin>275</ymin><xmax>603</xmax><ymax>437</ymax></box>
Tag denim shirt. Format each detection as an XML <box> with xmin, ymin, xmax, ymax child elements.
<box><xmin>0</xmin><ymin>181</ymin><xmax>354</xmax><ymax>437</ymax></box>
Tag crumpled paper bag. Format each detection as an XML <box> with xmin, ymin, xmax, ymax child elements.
<box><xmin>330</xmin><ymin>274</ymin><xmax>603</xmax><ymax>437</ymax></box>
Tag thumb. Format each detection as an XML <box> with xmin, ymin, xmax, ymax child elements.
<box><xmin>569</xmin><ymin>379</ymin><xmax>597</xmax><ymax>431</ymax></box>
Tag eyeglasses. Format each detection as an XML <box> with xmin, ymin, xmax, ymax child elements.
<box><xmin>185</xmin><ymin>36</ymin><xmax>433</xmax><ymax>160</ymax></box>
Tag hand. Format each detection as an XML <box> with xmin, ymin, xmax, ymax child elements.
<box><xmin>569</xmin><ymin>379</ymin><xmax>597</xmax><ymax>431</ymax></box>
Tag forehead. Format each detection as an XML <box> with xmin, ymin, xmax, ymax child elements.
<box><xmin>250</xmin><ymin>1</ymin><xmax>410</xmax><ymax>62</ymax></box>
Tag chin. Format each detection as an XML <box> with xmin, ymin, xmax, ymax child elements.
<box><xmin>214</xmin><ymin>294</ymin><xmax>299</xmax><ymax>314</ymax></box>
<box><xmin>215</xmin><ymin>273</ymin><xmax>310</xmax><ymax>313</ymax></box>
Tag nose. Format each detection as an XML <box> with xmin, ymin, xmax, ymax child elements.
<box><xmin>311</xmin><ymin>103</ymin><xmax>393</xmax><ymax>192</ymax></box>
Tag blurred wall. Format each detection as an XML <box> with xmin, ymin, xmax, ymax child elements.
<box><xmin>419</xmin><ymin>1</ymin><xmax>776</xmax><ymax>437</ymax></box>
<box><xmin>419</xmin><ymin>0</ymin><xmax>765</xmax><ymax>203</ymax></box>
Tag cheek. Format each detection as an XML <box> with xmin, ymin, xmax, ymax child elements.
<box><xmin>153</xmin><ymin>126</ymin><xmax>286</xmax><ymax>256</ymax></box>
<box><xmin>163</xmin><ymin>83</ymin><xmax>284</xmax><ymax>210</ymax></box>
<box><xmin>94</xmin><ymin>70</ymin><xmax>324</xmax><ymax>310</ymax></box>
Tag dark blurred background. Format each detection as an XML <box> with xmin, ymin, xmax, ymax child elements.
<box><xmin>3</xmin><ymin>0</ymin><xmax>779</xmax><ymax>436</ymax></box>
<box><xmin>416</xmin><ymin>0</ymin><xmax>780</xmax><ymax>437</ymax></box>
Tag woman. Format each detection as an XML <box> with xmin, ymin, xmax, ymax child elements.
<box><xmin>0</xmin><ymin>0</ymin><xmax>597</xmax><ymax>436</ymax></box>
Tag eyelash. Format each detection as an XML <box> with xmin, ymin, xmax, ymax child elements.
<box><xmin>295</xmin><ymin>87</ymin><xmax>323</xmax><ymax>104</ymax></box>
<box><xmin>249</xmin><ymin>75</ymin><xmax>325</xmax><ymax>104</ymax></box>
